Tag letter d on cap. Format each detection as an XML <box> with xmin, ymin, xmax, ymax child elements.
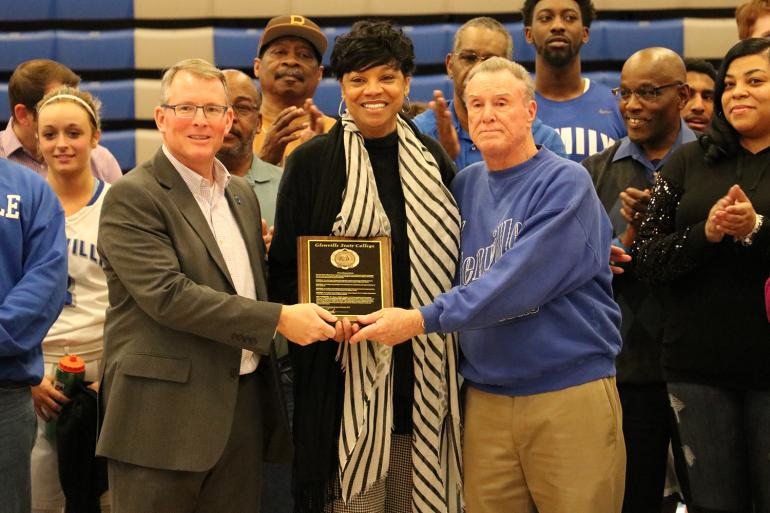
<box><xmin>290</xmin><ymin>15</ymin><xmax>306</xmax><ymax>25</ymax></box>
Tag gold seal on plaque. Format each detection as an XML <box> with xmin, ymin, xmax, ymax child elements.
<box><xmin>330</xmin><ymin>248</ymin><xmax>360</xmax><ymax>270</ymax></box>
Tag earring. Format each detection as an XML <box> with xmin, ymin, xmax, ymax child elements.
<box><xmin>338</xmin><ymin>98</ymin><xmax>346</xmax><ymax>117</ymax></box>
<box><xmin>401</xmin><ymin>95</ymin><xmax>411</xmax><ymax>115</ymax></box>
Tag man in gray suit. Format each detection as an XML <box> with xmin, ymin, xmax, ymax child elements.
<box><xmin>96</xmin><ymin>58</ymin><xmax>337</xmax><ymax>513</ymax></box>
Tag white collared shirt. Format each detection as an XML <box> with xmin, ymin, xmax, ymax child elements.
<box><xmin>162</xmin><ymin>145</ymin><xmax>259</xmax><ymax>374</ymax></box>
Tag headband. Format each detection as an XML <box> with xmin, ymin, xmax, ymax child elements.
<box><xmin>38</xmin><ymin>94</ymin><xmax>98</xmax><ymax>126</ymax></box>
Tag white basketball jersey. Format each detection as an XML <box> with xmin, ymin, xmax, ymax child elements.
<box><xmin>44</xmin><ymin>180</ymin><xmax>110</xmax><ymax>360</ymax></box>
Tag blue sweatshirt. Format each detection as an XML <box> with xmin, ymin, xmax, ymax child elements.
<box><xmin>0</xmin><ymin>159</ymin><xmax>67</xmax><ymax>384</ymax></box>
<box><xmin>421</xmin><ymin>148</ymin><xmax>622</xmax><ymax>396</ymax></box>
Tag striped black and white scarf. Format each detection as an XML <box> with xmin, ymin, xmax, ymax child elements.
<box><xmin>333</xmin><ymin>112</ymin><xmax>463</xmax><ymax>512</ymax></box>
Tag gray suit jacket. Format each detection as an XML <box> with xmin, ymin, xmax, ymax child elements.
<box><xmin>96</xmin><ymin>149</ymin><xmax>291</xmax><ymax>471</ymax></box>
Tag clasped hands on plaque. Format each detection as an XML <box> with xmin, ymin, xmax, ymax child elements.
<box><xmin>327</xmin><ymin>308</ymin><xmax>424</xmax><ymax>346</ymax></box>
<box><xmin>279</xmin><ymin>304</ymin><xmax>422</xmax><ymax>346</ymax></box>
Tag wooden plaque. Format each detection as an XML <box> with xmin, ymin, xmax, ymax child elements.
<box><xmin>297</xmin><ymin>236</ymin><xmax>393</xmax><ymax>318</ymax></box>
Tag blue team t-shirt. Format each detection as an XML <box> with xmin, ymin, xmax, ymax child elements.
<box><xmin>535</xmin><ymin>79</ymin><xmax>626</xmax><ymax>163</ymax></box>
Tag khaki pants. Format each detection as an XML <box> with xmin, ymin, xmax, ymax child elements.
<box><xmin>463</xmin><ymin>377</ymin><xmax>626</xmax><ymax>513</ymax></box>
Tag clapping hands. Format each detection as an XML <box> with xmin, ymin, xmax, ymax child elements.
<box><xmin>258</xmin><ymin>99</ymin><xmax>325</xmax><ymax>165</ymax></box>
<box><xmin>705</xmin><ymin>184</ymin><xmax>757</xmax><ymax>243</ymax></box>
<box><xmin>429</xmin><ymin>90</ymin><xmax>460</xmax><ymax>161</ymax></box>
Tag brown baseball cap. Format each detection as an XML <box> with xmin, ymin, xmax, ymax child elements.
<box><xmin>258</xmin><ymin>15</ymin><xmax>327</xmax><ymax>59</ymax></box>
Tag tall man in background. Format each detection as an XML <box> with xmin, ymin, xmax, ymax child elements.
<box><xmin>523</xmin><ymin>0</ymin><xmax>626</xmax><ymax>161</ymax></box>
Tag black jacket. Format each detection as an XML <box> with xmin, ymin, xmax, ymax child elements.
<box><xmin>584</xmin><ymin>140</ymin><xmax>665</xmax><ymax>383</ymax></box>
<box><xmin>57</xmin><ymin>381</ymin><xmax>108</xmax><ymax>513</ymax></box>
<box><xmin>634</xmin><ymin>140</ymin><xmax>770</xmax><ymax>389</ymax></box>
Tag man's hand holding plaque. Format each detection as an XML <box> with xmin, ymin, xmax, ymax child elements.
<box><xmin>276</xmin><ymin>303</ymin><xmax>338</xmax><ymax>345</ymax></box>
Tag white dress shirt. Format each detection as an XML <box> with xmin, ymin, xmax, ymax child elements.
<box><xmin>163</xmin><ymin>145</ymin><xmax>259</xmax><ymax>374</ymax></box>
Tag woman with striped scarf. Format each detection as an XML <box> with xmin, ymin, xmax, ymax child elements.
<box><xmin>269</xmin><ymin>20</ymin><xmax>463</xmax><ymax>513</ymax></box>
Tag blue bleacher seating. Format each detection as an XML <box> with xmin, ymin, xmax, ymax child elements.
<box><xmin>595</xmin><ymin>20</ymin><xmax>684</xmax><ymax>61</ymax></box>
<box><xmin>321</xmin><ymin>27</ymin><xmax>349</xmax><ymax>68</ymax></box>
<box><xmin>0</xmin><ymin>2</ymin><xmax>742</xmax><ymax>20</ymax></box>
<box><xmin>56</xmin><ymin>30</ymin><xmax>134</xmax><ymax>71</ymax></box>
<box><xmin>0</xmin><ymin>31</ymin><xmax>57</xmax><ymax>73</ymax></box>
<box><xmin>409</xmin><ymin>75</ymin><xmax>453</xmax><ymax>104</ymax></box>
<box><xmin>578</xmin><ymin>22</ymin><xmax>607</xmax><ymax>61</ymax></box>
<box><xmin>0</xmin><ymin>80</ymin><xmax>137</xmax><ymax>124</ymax></box>
<box><xmin>0</xmin><ymin>17</ymin><xmax>702</xmax><ymax>155</ymax></box>
<box><xmin>404</xmin><ymin>24</ymin><xmax>456</xmax><ymax>66</ymax></box>
<box><xmin>80</xmin><ymin>80</ymin><xmax>135</xmax><ymax>121</ymax></box>
<box><xmin>0</xmin><ymin>0</ymin><xmax>54</xmax><ymax>21</ymax></box>
<box><xmin>504</xmin><ymin>23</ymin><xmax>537</xmax><ymax>63</ymax></box>
<box><xmin>53</xmin><ymin>0</ymin><xmax>133</xmax><ymax>20</ymax></box>
<box><xmin>314</xmin><ymin>78</ymin><xmax>342</xmax><ymax>117</ymax></box>
<box><xmin>584</xmin><ymin>71</ymin><xmax>621</xmax><ymax>89</ymax></box>
<box><xmin>214</xmin><ymin>28</ymin><xmax>262</xmax><ymax>69</ymax></box>
<box><xmin>0</xmin><ymin>84</ymin><xmax>10</xmax><ymax>124</ymax></box>
<box><xmin>100</xmin><ymin>130</ymin><xmax>136</xmax><ymax>171</ymax></box>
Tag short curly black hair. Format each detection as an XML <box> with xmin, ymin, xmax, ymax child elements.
<box><xmin>684</xmin><ymin>58</ymin><xmax>717</xmax><ymax>82</ymax></box>
<box><xmin>330</xmin><ymin>20</ymin><xmax>415</xmax><ymax>78</ymax></box>
<box><xmin>521</xmin><ymin>0</ymin><xmax>596</xmax><ymax>28</ymax></box>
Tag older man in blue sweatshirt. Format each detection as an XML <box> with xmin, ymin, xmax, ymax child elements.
<box><xmin>0</xmin><ymin>158</ymin><xmax>67</xmax><ymax>512</ymax></box>
<box><xmin>353</xmin><ymin>57</ymin><xmax>625</xmax><ymax>513</ymax></box>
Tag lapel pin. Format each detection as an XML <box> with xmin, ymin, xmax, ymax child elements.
<box><xmin>234</xmin><ymin>195</ymin><xmax>242</xmax><ymax>205</ymax></box>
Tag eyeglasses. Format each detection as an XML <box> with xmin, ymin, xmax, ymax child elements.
<box><xmin>231</xmin><ymin>103</ymin><xmax>259</xmax><ymax>117</ymax></box>
<box><xmin>162</xmin><ymin>103</ymin><xmax>229</xmax><ymax>119</ymax></box>
<box><xmin>455</xmin><ymin>51</ymin><xmax>499</xmax><ymax>66</ymax></box>
<box><xmin>611</xmin><ymin>82</ymin><xmax>683</xmax><ymax>102</ymax></box>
